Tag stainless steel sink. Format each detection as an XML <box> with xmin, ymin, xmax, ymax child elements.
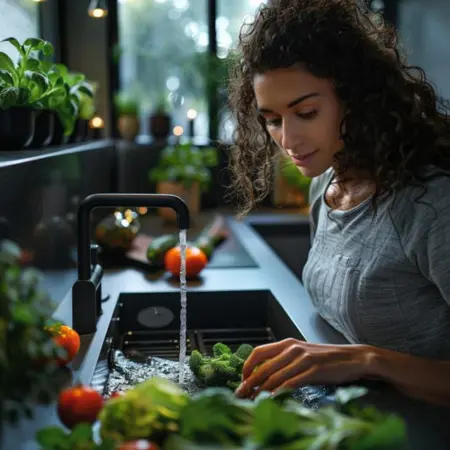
<box><xmin>90</xmin><ymin>289</ymin><xmax>303</xmax><ymax>392</ymax></box>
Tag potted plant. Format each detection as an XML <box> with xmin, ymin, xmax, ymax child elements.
<box><xmin>0</xmin><ymin>37</ymin><xmax>95</xmax><ymax>150</ymax></box>
<box><xmin>0</xmin><ymin>37</ymin><xmax>56</xmax><ymax>150</ymax></box>
<box><xmin>0</xmin><ymin>239</ymin><xmax>67</xmax><ymax>443</ymax></box>
<box><xmin>114</xmin><ymin>91</ymin><xmax>140</xmax><ymax>141</ymax></box>
<box><xmin>149</xmin><ymin>95</ymin><xmax>171</xmax><ymax>140</ymax></box>
<box><xmin>149</xmin><ymin>141</ymin><xmax>218</xmax><ymax>221</ymax></box>
<box><xmin>45</xmin><ymin>64</ymin><xmax>94</xmax><ymax>145</ymax></box>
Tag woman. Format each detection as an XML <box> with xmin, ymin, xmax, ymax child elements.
<box><xmin>228</xmin><ymin>0</ymin><xmax>450</xmax><ymax>406</ymax></box>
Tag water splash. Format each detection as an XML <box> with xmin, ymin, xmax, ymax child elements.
<box><xmin>178</xmin><ymin>229</ymin><xmax>188</xmax><ymax>384</ymax></box>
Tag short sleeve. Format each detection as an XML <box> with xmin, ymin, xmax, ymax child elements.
<box><xmin>414</xmin><ymin>203</ymin><xmax>450</xmax><ymax>306</ymax></box>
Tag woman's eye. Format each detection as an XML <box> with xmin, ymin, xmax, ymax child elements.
<box><xmin>265</xmin><ymin>117</ymin><xmax>282</xmax><ymax>127</ymax></box>
<box><xmin>296</xmin><ymin>110</ymin><xmax>318</xmax><ymax>120</ymax></box>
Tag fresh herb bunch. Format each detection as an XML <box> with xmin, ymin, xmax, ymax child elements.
<box><xmin>189</xmin><ymin>342</ymin><xmax>254</xmax><ymax>389</ymax></box>
<box><xmin>0</xmin><ymin>239</ymin><xmax>63</xmax><ymax>424</ymax></box>
<box><xmin>166</xmin><ymin>385</ymin><xmax>407</xmax><ymax>450</ymax></box>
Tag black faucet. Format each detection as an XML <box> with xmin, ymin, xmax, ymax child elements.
<box><xmin>72</xmin><ymin>193</ymin><xmax>190</xmax><ymax>335</ymax></box>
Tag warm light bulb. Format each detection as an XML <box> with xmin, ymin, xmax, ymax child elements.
<box><xmin>173</xmin><ymin>125</ymin><xmax>184</xmax><ymax>136</ymax></box>
<box><xmin>89</xmin><ymin>8</ymin><xmax>107</xmax><ymax>18</ymax></box>
<box><xmin>88</xmin><ymin>0</ymin><xmax>108</xmax><ymax>18</ymax></box>
<box><xmin>187</xmin><ymin>108</ymin><xmax>197</xmax><ymax>119</ymax></box>
<box><xmin>89</xmin><ymin>116</ymin><xmax>104</xmax><ymax>129</ymax></box>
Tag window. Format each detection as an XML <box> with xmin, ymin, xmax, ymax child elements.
<box><xmin>216</xmin><ymin>0</ymin><xmax>268</xmax><ymax>142</ymax></box>
<box><xmin>117</xmin><ymin>0</ymin><xmax>267</xmax><ymax>142</ymax></box>
<box><xmin>118</xmin><ymin>0</ymin><xmax>209</xmax><ymax>138</ymax></box>
<box><xmin>0</xmin><ymin>0</ymin><xmax>40</xmax><ymax>60</ymax></box>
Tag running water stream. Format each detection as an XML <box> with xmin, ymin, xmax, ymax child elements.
<box><xmin>178</xmin><ymin>229</ymin><xmax>188</xmax><ymax>384</ymax></box>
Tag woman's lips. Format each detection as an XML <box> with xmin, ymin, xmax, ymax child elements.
<box><xmin>290</xmin><ymin>149</ymin><xmax>318</xmax><ymax>167</ymax></box>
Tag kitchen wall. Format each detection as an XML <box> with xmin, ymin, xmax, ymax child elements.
<box><xmin>0</xmin><ymin>142</ymin><xmax>116</xmax><ymax>303</ymax></box>
<box><xmin>398</xmin><ymin>0</ymin><xmax>450</xmax><ymax>101</ymax></box>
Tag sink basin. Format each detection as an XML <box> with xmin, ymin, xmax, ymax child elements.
<box><xmin>250</xmin><ymin>220</ymin><xmax>310</xmax><ymax>281</ymax></box>
<box><xmin>90</xmin><ymin>289</ymin><xmax>303</xmax><ymax>392</ymax></box>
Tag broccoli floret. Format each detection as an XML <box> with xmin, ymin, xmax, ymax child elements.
<box><xmin>189</xmin><ymin>350</ymin><xmax>205</xmax><ymax>376</ymax></box>
<box><xmin>213</xmin><ymin>342</ymin><xmax>232</xmax><ymax>358</ymax></box>
<box><xmin>235</xmin><ymin>343</ymin><xmax>253</xmax><ymax>360</ymax></box>
<box><xmin>189</xmin><ymin>342</ymin><xmax>254</xmax><ymax>389</ymax></box>
<box><xmin>229</xmin><ymin>353</ymin><xmax>245</xmax><ymax>372</ymax></box>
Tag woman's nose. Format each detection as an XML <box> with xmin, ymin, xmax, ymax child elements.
<box><xmin>281</xmin><ymin>117</ymin><xmax>301</xmax><ymax>150</ymax></box>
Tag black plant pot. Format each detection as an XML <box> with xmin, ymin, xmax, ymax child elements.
<box><xmin>29</xmin><ymin>109</ymin><xmax>54</xmax><ymax>149</ymax></box>
<box><xmin>150</xmin><ymin>113</ymin><xmax>171</xmax><ymax>139</ymax></box>
<box><xmin>68</xmin><ymin>119</ymin><xmax>89</xmax><ymax>143</ymax></box>
<box><xmin>48</xmin><ymin>113</ymin><xmax>67</xmax><ymax>146</ymax></box>
<box><xmin>0</xmin><ymin>107</ymin><xmax>35</xmax><ymax>151</ymax></box>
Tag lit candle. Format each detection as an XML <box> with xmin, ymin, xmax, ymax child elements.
<box><xmin>187</xmin><ymin>108</ymin><xmax>197</xmax><ymax>139</ymax></box>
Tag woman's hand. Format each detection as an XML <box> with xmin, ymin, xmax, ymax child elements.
<box><xmin>234</xmin><ymin>338</ymin><xmax>378</xmax><ymax>399</ymax></box>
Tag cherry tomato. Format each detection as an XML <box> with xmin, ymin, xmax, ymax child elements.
<box><xmin>109</xmin><ymin>391</ymin><xmax>122</xmax><ymax>399</ymax></box>
<box><xmin>46</xmin><ymin>324</ymin><xmax>81</xmax><ymax>366</ymax></box>
<box><xmin>57</xmin><ymin>385</ymin><xmax>104</xmax><ymax>429</ymax></box>
<box><xmin>118</xmin><ymin>441</ymin><xmax>160</xmax><ymax>450</ymax></box>
<box><xmin>164</xmin><ymin>246</ymin><xmax>207</xmax><ymax>278</ymax></box>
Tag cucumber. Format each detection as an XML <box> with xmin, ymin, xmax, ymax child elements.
<box><xmin>146</xmin><ymin>234</ymin><xmax>179</xmax><ymax>268</ymax></box>
<box><xmin>195</xmin><ymin>215</ymin><xmax>228</xmax><ymax>260</ymax></box>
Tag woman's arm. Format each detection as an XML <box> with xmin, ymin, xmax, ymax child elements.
<box><xmin>235</xmin><ymin>338</ymin><xmax>450</xmax><ymax>406</ymax></box>
<box><xmin>370</xmin><ymin>345</ymin><xmax>450</xmax><ymax>406</ymax></box>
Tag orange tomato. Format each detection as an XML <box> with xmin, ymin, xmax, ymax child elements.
<box><xmin>164</xmin><ymin>246</ymin><xmax>208</xmax><ymax>278</ymax></box>
<box><xmin>46</xmin><ymin>324</ymin><xmax>81</xmax><ymax>366</ymax></box>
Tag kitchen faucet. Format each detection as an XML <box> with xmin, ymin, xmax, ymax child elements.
<box><xmin>72</xmin><ymin>193</ymin><xmax>190</xmax><ymax>335</ymax></box>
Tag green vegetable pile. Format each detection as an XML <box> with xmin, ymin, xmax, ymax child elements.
<box><xmin>189</xmin><ymin>343</ymin><xmax>254</xmax><ymax>390</ymax></box>
<box><xmin>37</xmin><ymin>376</ymin><xmax>407</xmax><ymax>449</ymax></box>
<box><xmin>35</xmin><ymin>371</ymin><xmax>408</xmax><ymax>450</ymax></box>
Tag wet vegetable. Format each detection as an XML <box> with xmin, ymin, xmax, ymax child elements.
<box><xmin>57</xmin><ymin>385</ymin><xmax>104</xmax><ymax>429</ymax></box>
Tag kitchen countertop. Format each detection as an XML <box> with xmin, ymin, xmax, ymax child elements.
<box><xmin>4</xmin><ymin>214</ymin><xmax>450</xmax><ymax>450</ymax></box>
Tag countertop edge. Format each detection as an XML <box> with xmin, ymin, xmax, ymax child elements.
<box><xmin>0</xmin><ymin>139</ymin><xmax>115</xmax><ymax>168</ymax></box>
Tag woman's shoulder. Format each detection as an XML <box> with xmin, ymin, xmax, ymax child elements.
<box><xmin>389</xmin><ymin>169</ymin><xmax>450</xmax><ymax>248</ymax></box>
<box><xmin>392</xmin><ymin>169</ymin><xmax>450</xmax><ymax>213</ymax></box>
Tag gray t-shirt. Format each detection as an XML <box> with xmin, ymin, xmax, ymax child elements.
<box><xmin>302</xmin><ymin>168</ymin><xmax>450</xmax><ymax>359</ymax></box>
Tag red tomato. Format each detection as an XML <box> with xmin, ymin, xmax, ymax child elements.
<box><xmin>118</xmin><ymin>441</ymin><xmax>160</xmax><ymax>450</ymax></box>
<box><xmin>109</xmin><ymin>391</ymin><xmax>122</xmax><ymax>399</ymax></box>
<box><xmin>46</xmin><ymin>324</ymin><xmax>81</xmax><ymax>366</ymax></box>
<box><xmin>57</xmin><ymin>385</ymin><xmax>104</xmax><ymax>429</ymax></box>
<box><xmin>164</xmin><ymin>246</ymin><xmax>207</xmax><ymax>278</ymax></box>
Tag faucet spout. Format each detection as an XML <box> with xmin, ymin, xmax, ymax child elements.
<box><xmin>77</xmin><ymin>193</ymin><xmax>190</xmax><ymax>281</ymax></box>
<box><xmin>72</xmin><ymin>193</ymin><xmax>190</xmax><ymax>335</ymax></box>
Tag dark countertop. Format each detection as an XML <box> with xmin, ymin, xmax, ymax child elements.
<box><xmin>4</xmin><ymin>214</ymin><xmax>450</xmax><ymax>450</ymax></box>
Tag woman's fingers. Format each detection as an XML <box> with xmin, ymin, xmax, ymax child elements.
<box><xmin>242</xmin><ymin>338</ymin><xmax>299</xmax><ymax>380</ymax></box>
<box><xmin>237</xmin><ymin>341</ymin><xmax>304</xmax><ymax>397</ymax></box>
<box><xmin>256</xmin><ymin>357</ymin><xmax>305</xmax><ymax>393</ymax></box>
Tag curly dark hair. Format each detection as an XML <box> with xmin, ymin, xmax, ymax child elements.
<box><xmin>227</xmin><ymin>0</ymin><xmax>450</xmax><ymax>218</ymax></box>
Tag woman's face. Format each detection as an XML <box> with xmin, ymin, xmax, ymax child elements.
<box><xmin>253</xmin><ymin>66</ymin><xmax>344</xmax><ymax>178</ymax></box>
